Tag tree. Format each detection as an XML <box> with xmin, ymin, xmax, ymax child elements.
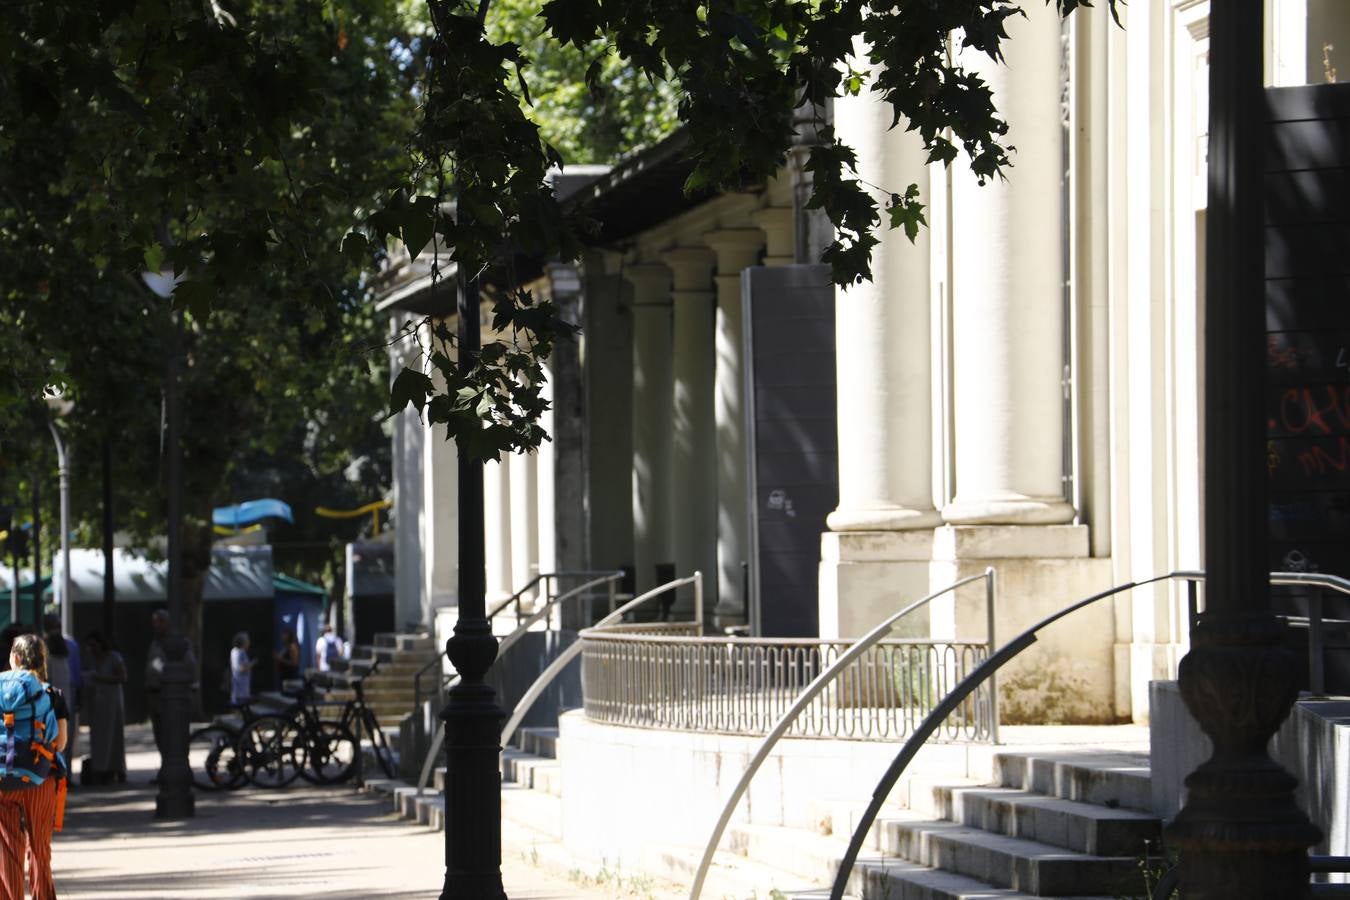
<box><xmin>5</xmin><ymin>0</ymin><xmax>1122</xmax><ymax>458</ymax></box>
<box><xmin>0</xmin><ymin>0</ymin><xmax>416</xmax><ymax>655</ymax></box>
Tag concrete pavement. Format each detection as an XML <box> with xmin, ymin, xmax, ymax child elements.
<box><xmin>52</xmin><ymin>725</ymin><xmax>624</xmax><ymax>899</ymax></box>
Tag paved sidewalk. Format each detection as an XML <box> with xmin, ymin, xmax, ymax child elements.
<box><xmin>52</xmin><ymin>725</ymin><xmax>615</xmax><ymax>899</ymax></box>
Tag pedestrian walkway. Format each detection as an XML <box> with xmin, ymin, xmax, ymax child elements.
<box><xmin>52</xmin><ymin>725</ymin><xmax>622</xmax><ymax>899</ymax></box>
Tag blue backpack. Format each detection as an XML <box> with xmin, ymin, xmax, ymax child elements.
<box><xmin>0</xmin><ymin>670</ymin><xmax>59</xmax><ymax>789</ymax></box>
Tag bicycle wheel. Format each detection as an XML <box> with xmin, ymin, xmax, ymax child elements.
<box><xmin>188</xmin><ymin>725</ymin><xmax>243</xmax><ymax>791</ymax></box>
<box><xmin>296</xmin><ymin>722</ymin><xmax>358</xmax><ymax>784</ymax></box>
<box><xmin>364</xmin><ymin>711</ymin><xmax>397</xmax><ymax>779</ymax></box>
<box><xmin>240</xmin><ymin>715</ymin><xmax>302</xmax><ymax>788</ymax></box>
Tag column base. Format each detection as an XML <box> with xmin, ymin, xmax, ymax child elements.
<box><xmin>819</xmin><ymin>530</ymin><xmax>935</xmax><ymax>640</ymax></box>
<box><xmin>826</xmin><ymin>506</ymin><xmax>943</xmax><ymax>532</ymax></box>
<box><xmin>929</xmin><ymin>524</ymin><xmax>1117</xmax><ymax>724</ymax></box>
<box><xmin>942</xmin><ymin>495</ymin><xmax>1077</xmax><ymax>526</ymax></box>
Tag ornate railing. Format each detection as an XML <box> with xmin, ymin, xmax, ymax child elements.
<box><xmin>581</xmin><ymin>634</ymin><xmax>993</xmax><ymax>742</ymax></box>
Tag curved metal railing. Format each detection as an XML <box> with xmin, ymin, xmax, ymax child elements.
<box><xmin>414</xmin><ymin>571</ymin><xmax>625</xmax><ymax>795</ymax></box>
<box><xmin>827</xmin><ymin>569</ymin><xmax>1350</xmax><ymax>900</ymax></box>
<box><xmin>499</xmin><ymin>571</ymin><xmax>705</xmax><ymax>749</ymax></box>
<box><xmin>411</xmin><ymin>570</ymin><xmax>623</xmax><ymax>717</ymax></box>
<box><xmin>585</xmin><ymin>635</ymin><xmax>991</xmax><ymax>739</ymax></box>
<box><xmin>688</xmin><ymin>569</ymin><xmax>995</xmax><ymax>900</ymax></box>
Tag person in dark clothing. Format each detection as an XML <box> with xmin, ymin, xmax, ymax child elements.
<box><xmin>274</xmin><ymin>629</ymin><xmax>301</xmax><ymax>685</ymax></box>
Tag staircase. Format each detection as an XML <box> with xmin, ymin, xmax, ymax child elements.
<box><xmin>839</xmin><ymin>750</ymin><xmax>1163</xmax><ymax>899</ymax></box>
<box><xmin>321</xmin><ymin>632</ymin><xmax>441</xmax><ymax>728</ymax></box>
<box><xmin>363</xmin><ymin>734</ymin><xmax>1166</xmax><ymax>899</ymax></box>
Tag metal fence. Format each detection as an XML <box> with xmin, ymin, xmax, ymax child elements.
<box><xmin>581</xmin><ymin>631</ymin><xmax>993</xmax><ymax>742</ymax></box>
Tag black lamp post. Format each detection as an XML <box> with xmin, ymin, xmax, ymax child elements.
<box><xmin>143</xmin><ymin>270</ymin><xmax>194</xmax><ymax>820</ymax></box>
<box><xmin>1164</xmin><ymin>3</ymin><xmax>1320</xmax><ymax>896</ymax></box>
<box><xmin>439</xmin><ymin>266</ymin><xmax>507</xmax><ymax>898</ymax></box>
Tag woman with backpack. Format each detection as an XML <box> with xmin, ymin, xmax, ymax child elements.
<box><xmin>0</xmin><ymin>633</ymin><xmax>67</xmax><ymax>900</ymax></box>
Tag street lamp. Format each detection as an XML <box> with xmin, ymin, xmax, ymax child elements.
<box><xmin>42</xmin><ymin>387</ymin><xmax>73</xmax><ymax>638</ymax></box>
<box><xmin>141</xmin><ymin>268</ymin><xmax>194</xmax><ymax>819</ymax></box>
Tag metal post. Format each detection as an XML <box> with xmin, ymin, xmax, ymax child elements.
<box><xmin>102</xmin><ymin>434</ymin><xmax>116</xmax><ymax>642</ymax></box>
<box><xmin>155</xmin><ymin>307</ymin><xmax>193</xmax><ymax>820</ymax></box>
<box><xmin>1308</xmin><ymin>591</ymin><xmax>1325</xmax><ymax>697</ymax></box>
<box><xmin>31</xmin><ymin>472</ymin><xmax>40</xmax><ymax>629</ymax></box>
<box><xmin>984</xmin><ymin>567</ymin><xmax>999</xmax><ymax>745</ymax></box>
<box><xmin>439</xmin><ymin>262</ymin><xmax>506</xmax><ymax>899</ymax></box>
<box><xmin>47</xmin><ymin>421</ymin><xmax>72</xmax><ymax>639</ymax></box>
<box><xmin>694</xmin><ymin>570</ymin><xmax>704</xmax><ymax>635</ymax></box>
<box><xmin>1164</xmin><ymin>4</ymin><xmax>1319</xmax><ymax>894</ymax></box>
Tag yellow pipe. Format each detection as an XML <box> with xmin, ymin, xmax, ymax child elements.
<box><xmin>315</xmin><ymin>500</ymin><xmax>391</xmax><ymax>536</ymax></box>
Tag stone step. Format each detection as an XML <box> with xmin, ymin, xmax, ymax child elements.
<box><xmin>878</xmin><ymin>815</ymin><xmax>1142</xmax><ymax>897</ymax></box>
<box><xmin>935</xmin><ymin>786</ymin><xmax>1162</xmax><ymax>857</ymax></box>
<box><xmin>517</xmin><ymin>726</ymin><xmax>559</xmax><ymax>760</ymax></box>
<box><xmin>848</xmin><ymin>859</ymin><xmax>1112</xmax><ymax>900</ymax></box>
<box><xmin>373</xmin><ymin>633</ymin><xmax>437</xmax><ymax>652</ymax></box>
<box><xmin>654</xmin><ymin>835</ymin><xmax>841</xmax><ymax>899</ymax></box>
<box><xmin>994</xmin><ymin>752</ymin><xmax>1153</xmax><ymax>814</ymax></box>
<box><xmin>501</xmin><ymin>749</ymin><xmax>562</xmax><ymax>797</ymax></box>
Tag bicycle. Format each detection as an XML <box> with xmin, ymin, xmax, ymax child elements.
<box><xmin>285</xmin><ymin>658</ymin><xmax>395</xmax><ymax>784</ymax></box>
<box><xmin>187</xmin><ymin>699</ymin><xmax>302</xmax><ymax>790</ymax></box>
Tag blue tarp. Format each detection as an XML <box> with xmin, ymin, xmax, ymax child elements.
<box><xmin>212</xmin><ymin>499</ymin><xmax>294</xmax><ymax>529</ymax></box>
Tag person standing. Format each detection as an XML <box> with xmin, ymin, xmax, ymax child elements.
<box><xmin>0</xmin><ymin>634</ymin><xmax>67</xmax><ymax>900</ymax></box>
<box><xmin>42</xmin><ymin>615</ymin><xmax>79</xmax><ymax>767</ymax></box>
<box><xmin>82</xmin><ymin>632</ymin><xmax>126</xmax><ymax>785</ymax></box>
<box><xmin>41</xmin><ymin>631</ymin><xmax>74</xmax><ymax>772</ymax></box>
<box><xmin>229</xmin><ymin>633</ymin><xmax>254</xmax><ymax>706</ymax></box>
<box><xmin>143</xmin><ymin>610</ymin><xmax>169</xmax><ymax>763</ymax></box>
<box><xmin>274</xmin><ymin>629</ymin><xmax>300</xmax><ymax>685</ymax></box>
<box><xmin>314</xmin><ymin>623</ymin><xmax>346</xmax><ymax>674</ymax></box>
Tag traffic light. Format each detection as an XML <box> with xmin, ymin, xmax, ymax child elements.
<box><xmin>5</xmin><ymin>525</ymin><xmax>28</xmax><ymax>558</ymax></box>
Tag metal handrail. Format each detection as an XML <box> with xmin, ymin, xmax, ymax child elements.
<box><xmin>411</xmin><ymin>570</ymin><xmax>623</xmax><ymax>719</ymax></box>
<box><xmin>827</xmin><ymin>569</ymin><xmax>1350</xmax><ymax>900</ymax></box>
<box><xmin>499</xmin><ymin>571</ymin><xmax>704</xmax><ymax>750</ymax></box>
<box><xmin>413</xmin><ymin>571</ymin><xmax>625</xmax><ymax>795</ymax></box>
<box><xmin>688</xmin><ymin>568</ymin><xmax>996</xmax><ymax>900</ymax></box>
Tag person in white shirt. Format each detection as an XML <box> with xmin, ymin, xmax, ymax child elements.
<box><xmin>229</xmin><ymin>633</ymin><xmax>255</xmax><ymax>705</ymax></box>
<box><xmin>315</xmin><ymin>624</ymin><xmax>346</xmax><ymax>673</ymax></box>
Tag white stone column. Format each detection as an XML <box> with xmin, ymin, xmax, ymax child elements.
<box><xmin>509</xmin><ymin>450</ymin><xmax>539</xmax><ymax>606</ymax></box>
<box><xmin>421</xmin><ymin>424</ymin><xmax>458</xmax><ymax>627</ymax></box>
<box><xmin>703</xmin><ymin>229</ymin><xmax>764</xmax><ymax>630</ymax></box>
<box><xmin>661</xmin><ymin>246</ymin><xmax>718</xmax><ymax>617</ymax></box>
<box><xmin>536</xmin><ymin>360</ymin><xmax>557</xmax><ymax>577</ymax></box>
<box><xmin>483</xmin><ymin>457</ymin><xmax>514</xmax><ymax>605</ymax></box>
<box><xmin>626</xmin><ymin>263</ymin><xmax>675</xmax><ymax>594</ymax></box>
<box><xmin>827</xmin><ymin>105</ymin><xmax>940</xmax><ymax>534</ymax></box>
<box><xmin>943</xmin><ymin>4</ymin><xmax>1075</xmax><ymax>526</ymax></box>
<box><xmin>818</xmin><ymin>69</ymin><xmax>940</xmax><ymax>640</ymax></box>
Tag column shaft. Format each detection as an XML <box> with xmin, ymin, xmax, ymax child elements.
<box><xmin>482</xmin><ymin>458</ymin><xmax>513</xmax><ymax>603</ymax></box>
<box><xmin>828</xmin><ymin>83</ymin><xmax>940</xmax><ymax>532</ymax></box>
<box><xmin>944</xmin><ymin>3</ymin><xmax>1075</xmax><ymax>525</ymax></box>
<box><xmin>627</xmin><ymin>263</ymin><xmax>675</xmax><ymax>594</ymax></box>
<box><xmin>705</xmin><ymin>229</ymin><xmax>764</xmax><ymax>630</ymax></box>
<box><xmin>508</xmin><ymin>450</ymin><xmax>539</xmax><ymax>606</ymax></box>
<box><xmin>662</xmin><ymin>247</ymin><xmax>718</xmax><ymax>619</ymax></box>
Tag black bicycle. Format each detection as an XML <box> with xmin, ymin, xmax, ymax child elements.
<box><xmin>188</xmin><ymin>699</ymin><xmax>301</xmax><ymax>790</ymax></box>
<box><xmin>285</xmin><ymin>658</ymin><xmax>395</xmax><ymax>784</ymax></box>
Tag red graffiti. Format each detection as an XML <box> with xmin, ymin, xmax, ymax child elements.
<box><xmin>1279</xmin><ymin>385</ymin><xmax>1350</xmax><ymax>436</ymax></box>
<box><xmin>1297</xmin><ymin>436</ymin><xmax>1350</xmax><ymax>478</ymax></box>
<box><xmin>1267</xmin><ymin>336</ymin><xmax>1300</xmax><ymax>371</ymax></box>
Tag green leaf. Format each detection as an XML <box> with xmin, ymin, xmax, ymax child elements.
<box><xmin>143</xmin><ymin>245</ymin><xmax>163</xmax><ymax>275</ymax></box>
<box><xmin>389</xmin><ymin>367</ymin><xmax>434</xmax><ymax>418</ymax></box>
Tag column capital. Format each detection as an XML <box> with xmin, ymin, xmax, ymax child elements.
<box><xmin>622</xmin><ymin>261</ymin><xmax>672</xmax><ymax>285</ymax></box>
<box><xmin>701</xmin><ymin>228</ymin><xmax>764</xmax><ymax>274</ymax></box>
<box><xmin>623</xmin><ymin>262</ymin><xmax>672</xmax><ymax>306</ymax></box>
<box><xmin>659</xmin><ymin>246</ymin><xmax>715</xmax><ymax>291</ymax></box>
<box><xmin>750</xmin><ymin>207</ymin><xmax>795</xmax><ymax>266</ymax></box>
